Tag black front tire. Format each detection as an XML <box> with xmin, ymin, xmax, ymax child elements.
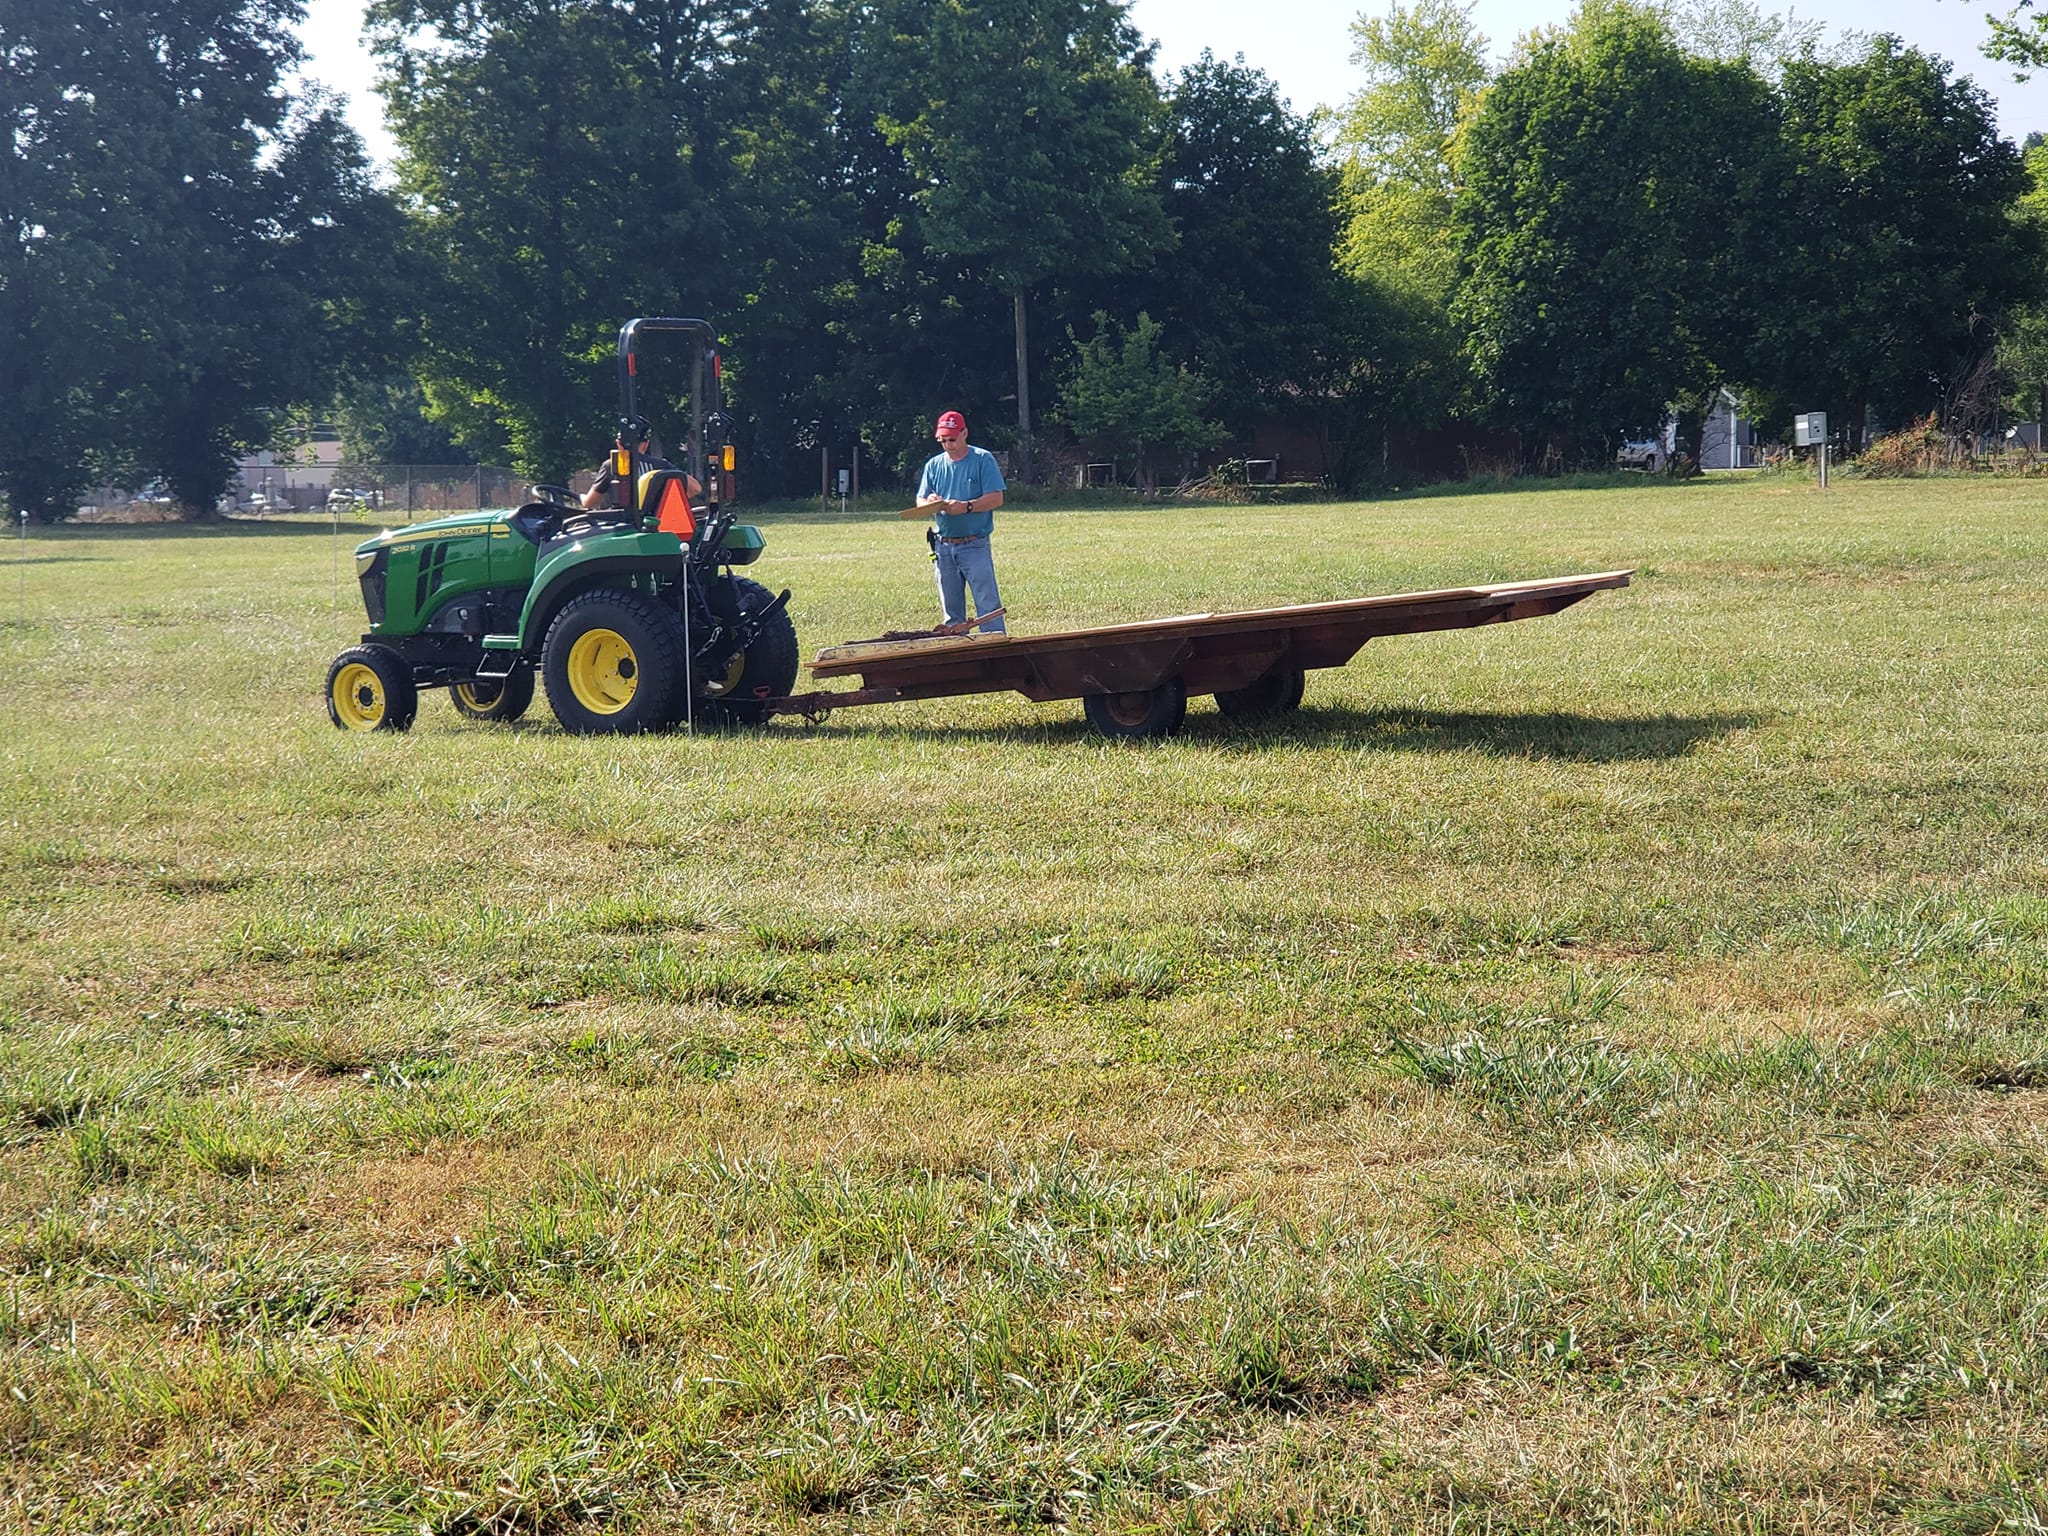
<box><xmin>1083</xmin><ymin>679</ymin><xmax>1188</xmax><ymax>740</ymax></box>
<box><xmin>326</xmin><ymin>645</ymin><xmax>418</xmax><ymax>732</ymax></box>
<box><xmin>541</xmin><ymin>590</ymin><xmax>687</xmax><ymax>735</ymax></box>
<box><xmin>451</xmin><ymin>664</ymin><xmax>536</xmax><ymax>723</ymax></box>
<box><xmin>1214</xmin><ymin>665</ymin><xmax>1305</xmax><ymax>721</ymax></box>
<box><xmin>695</xmin><ymin>577</ymin><xmax>799</xmax><ymax>727</ymax></box>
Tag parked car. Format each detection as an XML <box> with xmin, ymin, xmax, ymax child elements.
<box><xmin>1615</xmin><ymin>439</ymin><xmax>1666</xmax><ymax>473</ymax></box>
<box><xmin>327</xmin><ymin>486</ymin><xmax>380</xmax><ymax>511</ymax></box>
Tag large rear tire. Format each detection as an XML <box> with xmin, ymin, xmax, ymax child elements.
<box><xmin>1083</xmin><ymin>679</ymin><xmax>1187</xmax><ymax>740</ymax></box>
<box><xmin>1214</xmin><ymin>665</ymin><xmax>1305</xmax><ymax>721</ymax></box>
<box><xmin>326</xmin><ymin>645</ymin><xmax>418</xmax><ymax>732</ymax></box>
<box><xmin>696</xmin><ymin>577</ymin><xmax>799</xmax><ymax>727</ymax></box>
<box><xmin>451</xmin><ymin>665</ymin><xmax>535</xmax><ymax>724</ymax></box>
<box><xmin>541</xmin><ymin>590</ymin><xmax>686</xmax><ymax>735</ymax></box>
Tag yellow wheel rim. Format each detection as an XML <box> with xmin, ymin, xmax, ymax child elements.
<box><xmin>703</xmin><ymin>650</ymin><xmax>746</xmax><ymax>699</ymax></box>
<box><xmin>332</xmin><ymin>662</ymin><xmax>387</xmax><ymax>730</ymax></box>
<box><xmin>566</xmin><ymin>627</ymin><xmax>639</xmax><ymax>714</ymax></box>
<box><xmin>452</xmin><ymin>681</ymin><xmax>496</xmax><ymax>711</ymax></box>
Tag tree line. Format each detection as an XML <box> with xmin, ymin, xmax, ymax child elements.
<box><xmin>2</xmin><ymin>0</ymin><xmax>2041</xmax><ymax>519</ymax></box>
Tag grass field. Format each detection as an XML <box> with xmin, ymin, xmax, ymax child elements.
<box><xmin>2</xmin><ymin>476</ymin><xmax>2045</xmax><ymax>1533</ymax></box>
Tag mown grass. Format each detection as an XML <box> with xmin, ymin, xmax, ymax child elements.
<box><xmin>2</xmin><ymin>477</ymin><xmax>2045</xmax><ymax>1532</ymax></box>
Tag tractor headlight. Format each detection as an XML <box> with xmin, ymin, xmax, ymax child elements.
<box><xmin>355</xmin><ymin>547</ymin><xmax>389</xmax><ymax>625</ymax></box>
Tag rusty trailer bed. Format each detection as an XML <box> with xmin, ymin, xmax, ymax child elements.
<box><xmin>769</xmin><ymin>569</ymin><xmax>1632</xmax><ymax>737</ymax></box>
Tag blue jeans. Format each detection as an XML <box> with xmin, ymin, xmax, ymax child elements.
<box><xmin>934</xmin><ymin>535</ymin><xmax>1004</xmax><ymax>632</ymax></box>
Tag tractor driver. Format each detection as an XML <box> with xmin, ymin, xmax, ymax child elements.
<box><xmin>583</xmin><ymin>415</ymin><xmax>701</xmax><ymax>511</ymax></box>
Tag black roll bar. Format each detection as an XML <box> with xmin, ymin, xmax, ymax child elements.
<box><xmin>616</xmin><ymin>317</ymin><xmax>721</xmax><ymax>494</ymax></box>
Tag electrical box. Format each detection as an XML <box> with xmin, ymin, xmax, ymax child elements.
<box><xmin>837</xmin><ymin>469</ymin><xmax>851</xmax><ymax>494</ymax></box>
<box><xmin>1794</xmin><ymin>412</ymin><xmax>1827</xmax><ymax>447</ymax></box>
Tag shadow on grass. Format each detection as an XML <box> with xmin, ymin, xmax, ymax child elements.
<box><xmin>783</xmin><ymin>704</ymin><xmax>1759</xmax><ymax>762</ymax></box>
<box><xmin>1243</xmin><ymin>705</ymin><xmax>1759</xmax><ymax>761</ymax></box>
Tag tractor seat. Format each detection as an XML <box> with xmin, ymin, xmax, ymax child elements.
<box><xmin>637</xmin><ymin>467</ymin><xmax>697</xmax><ymax>538</ymax></box>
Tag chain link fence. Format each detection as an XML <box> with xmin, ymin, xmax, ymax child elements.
<box><xmin>228</xmin><ymin>464</ymin><xmax>536</xmax><ymax>520</ymax></box>
<box><xmin>72</xmin><ymin>465</ymin><xmax>544</xmax><ymax>522</ymax></box>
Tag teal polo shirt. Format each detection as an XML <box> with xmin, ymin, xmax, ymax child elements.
<box><xmin>917</xmin><ymin>445</ymin><xmax>1005</xmax><ymax>537</ymax></box>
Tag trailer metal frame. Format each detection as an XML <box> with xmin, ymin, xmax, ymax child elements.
<box><xmin>767</xmin><ymin>570</ymin><xmax>1632</xmax><ymax>736</ymax></box>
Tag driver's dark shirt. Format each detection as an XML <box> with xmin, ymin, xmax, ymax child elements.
<box><xmin>591</xmin><ymin>451</ymin><xmax>677</xmax><ymax>502</ymax></box>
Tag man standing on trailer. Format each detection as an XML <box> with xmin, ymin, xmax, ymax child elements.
<box><xmin>916</xmin><ymin>410</ymin><xmax>1006</xmax><ymax>633</ymax></box>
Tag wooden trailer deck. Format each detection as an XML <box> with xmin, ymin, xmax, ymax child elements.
<box><xmin>768</xmin><ymin>569</ymin><xmax>1632</xmax><ymax>737</ymax></box>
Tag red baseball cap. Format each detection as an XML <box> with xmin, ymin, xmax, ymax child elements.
<box><xmin>934</xmin><ymin>410</ymin><xmax>967</xmax><ymax>436</ymax></box>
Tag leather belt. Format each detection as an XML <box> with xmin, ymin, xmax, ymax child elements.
<box><xmin>939</xmin><ymin>535</ymin><xmax>981</xmax><ymax>544</ymax></box>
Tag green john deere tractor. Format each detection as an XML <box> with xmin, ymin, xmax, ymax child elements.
<box><xmin>325</xmin><ymin>318</ymin><xmax>797</xmax><ymax>735</ymax></box>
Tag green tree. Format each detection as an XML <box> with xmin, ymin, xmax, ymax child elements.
<box><xmin>706</xmin><ymin>0</ymin><xmax>879</xmax><ymax>496</ymax></box>
<box><xmin>1971</xmin><ymin>1</ymin><xmax>2048</xmax><ymax>75</ymax></box>
<box><xmin>1454</xmin><ymin>4</ymin><xmax>1783</xmax><ymax>458</ymax></box>
<box><xmin>0</xmin><ymin>0</ymin><xmax>125</xmax><ymax>518</ymax></box>
<box><xmin>1760</xmin><ymin>36</ymin><xmax>2032</xmax><ymax>446</ymax></box>
<box><xmin>870</xmin><ymin>0</ymin><xmax>1170</xmax><ymax>479</ymax></box>
<box><xmin>1055</xmin><ymin>312</ymin><xmax>1223</xmax><ymax>488</ymax></box>
<box><xmin>330</xmin><ymin>375</ymin><xmax>465</xmax><ymax>466</ymax></box>
<box><xmin>1106</xmin><ymin>53</ymin><xmax>1348</xmax><ymax>437</ymax></box>
<box><xmin>1</xmin><ymin>0</ymin><xmax>394</xmax><ymax>519</ymax></box>
<box><xmin>1658</xmin><ymin>0</ymin><xmax>1822</xmax><ymax>68</ymax></box>
<box><xmin>1999</xmin><ymin>141</ymin><xmax>2048</xmax><ymax>430</ymax></box>
<box><xmin>1334</xmin><ymin>0</ymin><xmax>1490</xmax><ymax>426</ymax></box>
<box><xmin>119</xmin><ymin>93</ymin><xmax>403</xmax><ymax>514</ymax></box>
<box><xmin>1340</xmin><ymin>0</ymin><xmax>1486</xmax><ymax>199</ymax></box>
<box><xmin>370</xmin><ymin>0</ymin><xmax>737</xmax><ymax>478</ymax></box>
<box><xmin>370</xmin><ymin>0</ymin><xmax>863</xmax><ymax>489</ymax></box>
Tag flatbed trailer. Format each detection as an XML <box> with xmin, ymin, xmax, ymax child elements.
<box><xmin>765</xmin><ymin>569</ymin><xmax>1632</xmax><ymax>738</ymax></box>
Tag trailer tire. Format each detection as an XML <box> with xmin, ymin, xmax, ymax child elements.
<box><xmin>1083</xmin><ymin>679</ymin><xmax>1187</xmax><ymax>740</ymax></box>
<box><xmin>1214</xmin><ymin>665</ymin><xmax>1305</xmax><ymax>721</ymax></box>
<box><xmin>451</xmin><ymin>664</ymin><xmax>535</xmax><ymax>723</ymax></box>
<box><xmin>542</xmin><ymin>589</ymin><xmax>686</xmax><ymax>735</ymax></box>
<box><xmin>697</xmin><ymin>577</ymin><xmax>798</xmax><ymax>727</ymax></box>
<box><xmin>326</xmin><ymin>644</ymin><xmax>418</xmax><ymax>732</ymax></box>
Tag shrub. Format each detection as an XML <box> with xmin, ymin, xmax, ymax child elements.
<box><xmin>1854</xmin><ymin>415</ymin><xmax>1965</xmax><ymax>477</ymax></box>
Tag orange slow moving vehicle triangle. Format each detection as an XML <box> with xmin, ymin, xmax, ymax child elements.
<box><xmin>654</xmin><ymin>476</ymin><xmax>695</xmax><ymax>539</ymax></box>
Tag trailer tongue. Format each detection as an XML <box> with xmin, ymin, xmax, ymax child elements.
<box><xmin>768</xmin><ymin>569</ymin><xmax>1632</xmax><ymax>738</ymax></box>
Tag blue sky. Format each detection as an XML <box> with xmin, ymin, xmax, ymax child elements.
<box><xmin>294</xmin><ymin>0</ymin><xmax>2047</xmax><ymax>168</ymax></box>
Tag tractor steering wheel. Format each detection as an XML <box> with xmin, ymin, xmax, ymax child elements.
<box><xmin>530</xmin><ymin>483</ymin><xmax>578</xmax><ymax>508</ymax></box>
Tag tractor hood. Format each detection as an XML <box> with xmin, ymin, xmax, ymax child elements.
<box><xmin>353</xmin><ymin>509</ymin><xmax>509</xmax><ymax>559</ymax></box>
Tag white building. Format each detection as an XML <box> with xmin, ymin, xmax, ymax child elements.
<box><xmin>1699</xmin><ymin>387</ymin><xmax>1760</xmax><ymax>471</ymax></box>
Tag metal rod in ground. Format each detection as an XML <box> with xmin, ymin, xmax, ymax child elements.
<box><xmin>333</xmin><ymin>504</ymin><xmax>341</xmax><ymax>607</ymax></box>
<box><xmin>16</xmin><ymin>507</ymin><xmax>25</xmax><ymax>626</ymax></box>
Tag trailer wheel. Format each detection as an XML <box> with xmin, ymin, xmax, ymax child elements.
<box><xmin>326</xmin><ymin>645</ymin><xmax>418</xmax><ymax>732</ymax></box>
<box><xmin>696</xmin><ymin>577</ymin><xmax>798</xmax><ymax>727</ymax></box>
<box><xmin>542</xmin><ymin>590</ymin><xmax>686</xmax><ymax>735</ymax></box>
<box><xmin>1083</xmin><ymin>679</ymin><xmax>1187</xmax><ymax>740</ymax></box>
<box><xmin>451</xmin><ymin>664</ymin><xmax>535</xmax><ymax>723</ymax></box>
<box><xmin>1214</xmin><ymin>665</ymin><xmax>1305</xmax><ymax>721</ymax></box>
